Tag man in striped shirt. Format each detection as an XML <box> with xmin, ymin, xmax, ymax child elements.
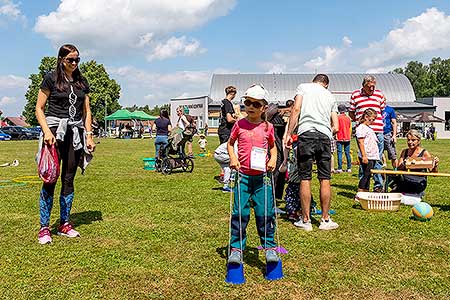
<box><xmin>349</xmin><ymin>75</ymin><xmax>385</xmax><ymax>192</ymax></box>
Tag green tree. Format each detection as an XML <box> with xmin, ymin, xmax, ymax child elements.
<box><xmin>79</xmin><ymin>61</ymin><xmax>121</xmax><ymax>125</ymax></box>
<box><xmin>149</xmin><ymin>104</ymin><xmax>170</xmax><ymax>116</ymax></box>
<box><xmin>22</xmin><ymin>57</ymin><xmax>56</xmax><ymax>125</ymax></box>
<box><xmin>393</xmin><ymin>57</ymin><xmax>450</xmax><ymax>98</ymax></box>
<box><xmin>22</xmin><ymin>58</ymin><xmax>121</xmax><ymax>126</ymax></box>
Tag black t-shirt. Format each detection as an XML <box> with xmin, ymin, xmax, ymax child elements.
<box><xmin>40</xmin><ymin>71</ymin><xmax>90</xmax><ymax>121</ymax></box>
<box><xmin>218</xmin><ymin>99</ymin><xmax>235</xmax><ymax>135</ymax></box>
<box><xmin>155</xmin><ymin>117</ymin><xmax>171</xmax><ymax>136</ymax></box>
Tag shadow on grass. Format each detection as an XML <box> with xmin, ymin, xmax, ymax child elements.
<box><xmin>51</xmin><ymin>210</ymin><xmax>103</xmax><ymax>229</ymax></box>
<box><xmin>432</xmin><ymin>204</ymin><xmax>450</xmax><ymax>212</ymax></box>
<box><xmin>332</xmin><ymin>183</ymin><xmax>358</xmax><ymax>192</ymax></box>
<box><xmin>216</xmin><ymin>246</ymin><xmax>266</xmax><ymax>276</ymax></box>
<box><xmin>338</xmin><ymin>191</ymin><xmax>357</xmax><ymax>199</ymax></box>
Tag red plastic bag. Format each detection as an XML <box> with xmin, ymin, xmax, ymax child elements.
<box><xmin>38</xmin><ymin>144</ymin><xmax>60</xmax><ymax>184</ymax></box>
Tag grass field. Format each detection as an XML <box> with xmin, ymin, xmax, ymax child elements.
<box><xmin>0</xmin><ymin>137</ymin><xmax>449</xmax><ymax>300</ymax></box>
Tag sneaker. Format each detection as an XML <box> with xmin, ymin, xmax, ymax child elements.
<box><xmin>346</xmin><ymin>169</ymin><xmax>352</xmax><ymax>173</ymax></box>
<box><xmin>38</xmin><ymin>227</ymin><xmax>52</xmax><ymax>244</ymax></box>
<box><xmin>293</xmin><ymin>219</ymin><xmax>313</xmax><ymax>231</ymax></box>
<box><xmin>334</xmin><ymin>169</ymin><xmax>343</xmax><ymax>174</ymax></box>
<box><xmin>57</xmin><ymin>222</ymin><xmax>80</xmax><ymax>238</ymax></box>
<box><xmin>222</xmin><ymin>186</ymin><xmax>232</xmax><ymax>193</ymax></box>
<box><xmin>228</xmin><ymin>250</ymin><xmax>242</xmax><ymax>264</ymax></box>
<box><xmin>319</xmin><ymin>218</ymin><xmax>339</xmax><ymax>230</ymax></box>
<box><xmin>265</xmin><ymin>249</ymin><xmax>280</xmax><ymax>263</ymax></box>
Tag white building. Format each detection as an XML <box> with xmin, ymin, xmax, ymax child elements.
<box><xmin>417</xmin><ymin>97</ymin><xmax>450</xmax><ymax>138</ymax></box>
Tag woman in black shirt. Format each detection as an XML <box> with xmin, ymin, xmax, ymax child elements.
<box><xmin>153</xmin><ymin>109</ymin><xmax>172</xmax><ymax>159</ymax></box>
<box><xmin>35</xmin><ymin>44</ymin><xmax>95</xmax><ymax>244</ymax></box>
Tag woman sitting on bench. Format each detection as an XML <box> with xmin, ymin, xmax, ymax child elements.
<box><xmin>390</xmin><ymin>129</ymin><xmax>439</xmax><ymax>194</ymax></box>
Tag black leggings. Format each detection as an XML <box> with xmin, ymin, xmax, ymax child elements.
<box><xmin>359</xmin><ymin>159</ymin><xmax>376</xmax><ymax>190</ymax></box>
<box><xmin>42</xmin><ymin>126</ymin><xmax>83</xmax><ymax>197</ymax></box>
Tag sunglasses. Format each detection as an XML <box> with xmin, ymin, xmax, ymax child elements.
<box><xmin>65</xmin><ymin>57</ymin><xmax>80</xmax><ymax>64</ymax></box>
<box><xmin>244</xmin><ymin>99</ymin><xmax>263</xmax><ymax>108</ymax></box>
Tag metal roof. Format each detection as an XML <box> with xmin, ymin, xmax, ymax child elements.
<box><xmin>209</xmin><ymin>73</ymin><xmax>416</xmax><ymax>105</ymax></box>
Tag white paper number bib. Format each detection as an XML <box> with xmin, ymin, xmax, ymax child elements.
<box><xmin>250</xmin><ymin>146</ymin><xmax>267</xmax><ymax>171</ymax></box>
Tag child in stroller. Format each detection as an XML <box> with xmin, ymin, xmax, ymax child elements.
<box><xmin>156</xmin><ymin>125</ymin><xmax>196</xmax><ymax>174</ymax></box>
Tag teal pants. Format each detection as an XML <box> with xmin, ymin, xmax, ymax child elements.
<box><xmin>229</xmin><ymin>173</ymin><xmax>277</xmax><ymax>250</ymax></box>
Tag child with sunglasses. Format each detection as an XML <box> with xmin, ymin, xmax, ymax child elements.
<box><xmin>226</xmin><ymin>84</ymin><xmax>279</xmax><ymax>265</ymax></box>
<box><xmin>355</xmin><ymin>108</ymin><xmax>379</xmax><ymax>192</ymax></box>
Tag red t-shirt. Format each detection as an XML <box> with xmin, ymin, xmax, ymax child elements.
<box><xmin>336</xmin><ymin>113</ymin><xmax>351</xmax><ymax>141</ymax></box>
<box><xmin>229</xmin><ymin>118</ymin><xmax>275</xmax><ymax>176</ymax></box>
<box><xmin>349</xmin><ymin>89</ymin><xmax>385</xmax><ymax>133</ymax></box>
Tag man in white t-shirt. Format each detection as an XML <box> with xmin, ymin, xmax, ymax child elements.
<box><xmin>286</xmin><ymin>74</ymin><xmax>339</xmax><ymax>231</ymax></box>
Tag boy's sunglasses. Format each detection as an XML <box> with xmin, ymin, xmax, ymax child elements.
<box><xmin>243</xmin><ymin>99</ymin><xmax>263</xmax><ymax>108</ymax></box>
<box><xmin>65</xmin><ymin>57</ymin><xmax>80</xmax><ymax>64</ymax></box>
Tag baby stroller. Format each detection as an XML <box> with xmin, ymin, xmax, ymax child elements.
<box><xmin>155</xmin><ymin>126</ymin><xmax>195</xmax><ymax>175</ymax></box>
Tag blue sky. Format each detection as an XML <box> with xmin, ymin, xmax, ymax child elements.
<box><xmin>1</xmin><ymin>0</ymin><xmax>450</xmax><ymax>116</ymax></box>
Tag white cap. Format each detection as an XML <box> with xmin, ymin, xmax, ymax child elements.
<box><xmin>243</xmin><ymin>84</ymin><xmax>268</xmax><ymax>103</ymax></box>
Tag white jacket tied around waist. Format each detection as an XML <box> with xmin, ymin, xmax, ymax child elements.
<box><xmin>36</xmin><ymin>116</ymin><xmax>93</xmax><ymax>174</ymax></box>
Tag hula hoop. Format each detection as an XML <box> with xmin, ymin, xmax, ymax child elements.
<box><xmin>13</xmin><ymin>175</ymin><xmax>42</xmax><ymax>184</ymax></box>
<box><xmin>0</xmin><ymin>179</ymin><xmax>27</xmax><ymax>188</ymax></box>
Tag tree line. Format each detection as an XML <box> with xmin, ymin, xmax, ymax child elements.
<box><xmin>392</xmin><ymin>57</ymin><xmax>450</xmax><ymax>98</ymax></box>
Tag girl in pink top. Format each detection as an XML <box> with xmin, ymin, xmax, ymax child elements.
<box><xmin>226</xmin><ymin>84</ymin><xmax>279</xmax><ymax>266</ymax></box>
<box><xmin>355</xmin><ymin>108</ymin><xmax>379</xmax><ymax>192</ymax></box>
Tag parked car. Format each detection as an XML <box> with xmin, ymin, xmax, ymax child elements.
<box><xmin>0</xmin><ymin>129</ymin><xmax>11</xmax><ymax>141</ymax></box>
<box><xmin>1</xmin><ymin>126</ymin><xmax>34</xmax><ymax>140</ymax></box>
<box><xmin>23</xmin><ymin>127</ymin><xmax>40</xmax><ymax>139</ymax></box>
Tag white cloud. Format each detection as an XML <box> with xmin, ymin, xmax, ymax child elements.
<box><xmin>0</xmin><ymin>96</ymin><xmax>16</xmax><ymax>106</ymax></box>
<box><xmin>147</xmin><ymin>36</ymin><xmax>206</xmax><ymax>61</ymax></box>
<box><xmin>362</xmin><ymin>7</ymin><xmax>450</xmax><ymax>68</ymax></box>
<box><xmin>304</xmin><ymin>36</ymin><xmax>353</xmax><ymax>71</ymax></box>
<box><xmin>260</xmin><ymin>8</ymin><xmax>450</xmax><ymax>74</ymax></box>
<box><xmin>0</xmin><ymin>0</ymin><xmax>22</xmax><ymax>19</ymax></box>
<box><xmin>260</xmin><ymin>37</ymin><xmax>354</xmax><ymax>73</ymax></box>
<box><xmin>0</xmin><ymin>75</ymin><xmax>29</xmax><ymax>89</ymax></box>
<box><xmin>108</xmin><ymin>66</ymin><xmax>212</xmax><ymax>107</ymax></box>
<box><xmin>304</xmin><ymin>46</ymin><xmax>339</xmax><ymax>70</ymax></box>
<box><xmin>0</xmin><ymin>74</ymin><xmax>29</xmax><ymax>116</ymax></box>
<box><xmin>34</xmin><ymin>0</ymin><xmax>235</xmax><ymax>60</ymax></box>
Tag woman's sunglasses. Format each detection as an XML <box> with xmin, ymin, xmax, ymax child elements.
<box><xmin>65</xmin><ymin>57</ymin><xmax>80</xmax><ymax>64</ymax></box>
<box><xmin>243</xmin><ymin>99</ymin><xmax>263</xmax><ymax>108</ymax></box>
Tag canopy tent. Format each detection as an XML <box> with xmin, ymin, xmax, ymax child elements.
<box><xmin>395</xmin><ymin>112</ymin><xmax>414</xmax><ymax>122</ymax></box>
<box><xmin>130</xmin><ymin>110</ymin><xmax>157</xmax><ymax>120</ymax></box>
<box><xmin>411</xmin><ymin>112</ymin><xmax>445</xmax><ymax>123</ymax></box>
<box><xmin>105</xmin><ymin>109</ymin><xmax>133</xmax><ymax>120</ymax></box>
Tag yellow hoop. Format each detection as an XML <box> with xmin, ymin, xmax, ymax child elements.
<box><xmin>13</xmin><ymin>175</ymin><xmax>42</xmax><ymax>184</ymax></box>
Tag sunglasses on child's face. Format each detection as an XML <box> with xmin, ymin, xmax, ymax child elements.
<box><xmin>243</xmin><ymin>99</ymin><xmax>263</xmax><ymax>108</ymax></box>
<box><xmin>65</xmin><ymin>57</ymin><xmax>80</xmax><ymax>64</ymax></box>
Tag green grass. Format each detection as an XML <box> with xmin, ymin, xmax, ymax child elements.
<box><xmin>0</xmin><ymin>137</ymin><xmax>449</xmax><ymax>300</ymax></box>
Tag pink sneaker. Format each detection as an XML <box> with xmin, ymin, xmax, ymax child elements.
<box><xmin>38</xmin><ymin>227</ymin><xmax>52</xmax><ymax>244</ymax></box>
<box><xmin>57</xmin><ymin>222</ymin><xmax>80</xmax><ymax>238</ymax></box>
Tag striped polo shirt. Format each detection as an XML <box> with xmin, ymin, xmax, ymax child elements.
<box><xmin>349</xmin><ymin>89</ymin><xmax>386</xmax><ymax>133</ymax></box>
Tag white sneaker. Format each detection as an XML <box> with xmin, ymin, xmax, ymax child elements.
<box><xmin>293</xmin><ymin>219</ymin><xmax>313</xmax><ymax>231</ymax></box>
<box><xmin>319</xmin><ymin>218</ymin><xmax>339</xmax><ymax>230</ymax></box>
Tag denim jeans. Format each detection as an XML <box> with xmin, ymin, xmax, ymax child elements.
<box><xmin>358</xmin><ymin>132</ymin><xmax>384</xmax><ymax>189</ymax></box>
<box><xmin>373</xmin><ymin>132</ymin><xmax>384</xmax><ymax>189</ymax></box>
<box><xmin>336</xmin><ymin>141</ymin><xmax>351</xmax><ymax>170</ymax></box>
<box><xmin>154</xmin><ymin>135</ymin><xmax>168</xmax><ymax>158</ymax></box>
